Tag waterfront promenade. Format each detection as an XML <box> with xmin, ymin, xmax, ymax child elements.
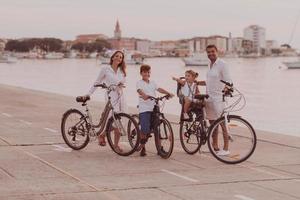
<box><xmin>0</xmin><ymin>84</ymin><xmax>299</xmax><ymax>200</ymax></box>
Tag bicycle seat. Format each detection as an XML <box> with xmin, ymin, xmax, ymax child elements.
<box><xmin>194</xmin><ymin>94</ymin><xmax>209</xmax><ymax>100</ymax></box>
<box><xmin>76</xmin><ymin>96</ymin><xmax>90</xmax><ymax>103</ymax></box>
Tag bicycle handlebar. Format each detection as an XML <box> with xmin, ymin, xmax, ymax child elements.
<box><xmin>148</xmin><ymin>94</ymin><xmax>171</xmax><ymax>102</ymax></box>
<box><xmin>94</xmin><ymin>83</ymin><xmax>125</xmax><ymax>90</ymax></box>
<box><xmin>220</xmin><ymin>80</ymin><xmax>233</xmax><ymax>87</ymax></box>
<box><xmin>94</xmin><ymin>83</ymin><xmax>107</xmax><ymax>88</ymax></box>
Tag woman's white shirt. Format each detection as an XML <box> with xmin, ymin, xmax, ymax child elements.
<box><xmin>88</xmin><ymin>66</ymin><xmax>126</xmax><ymax>112</ymax></box>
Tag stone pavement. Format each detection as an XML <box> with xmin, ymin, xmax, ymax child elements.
<box><xmin>0</xmin><ymin>84</ymin><xmax>299</xmax><ymax>200</ymax></box>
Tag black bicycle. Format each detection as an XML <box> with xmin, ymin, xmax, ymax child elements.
<box><xmin>179</xmin><ymin>80</ymin><xmax>257</xmax><ymax>164</ymax></box>
<box><xmin>128</xmin><ymin>95</ymin><xmax>174</xmax><ymax>159</ymax></box>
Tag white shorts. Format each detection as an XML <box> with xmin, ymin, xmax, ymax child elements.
<box><xmin>205</xmin><ymin>101</ymin><xmax>225</xmax><ymax>120</ymax></box>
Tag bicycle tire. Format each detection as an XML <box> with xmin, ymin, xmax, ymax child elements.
<box><xmin>207</xmin><ymin>115</ymin><xmax>257</xmax><ymax>164</ymax></box>
<box><xmin>106</xmin><ymin>113</ymin><xmax>140</xmax><ymax>156</ymax></box>
<box><xmin>154</xmin><ymin>118</ymin><xmax>174</xmax><ymax>159</ymax></box>
<box><xmin>61</xmin><ymin>109</ymin><xmax>90</xmax><ymax>150</ymax></box>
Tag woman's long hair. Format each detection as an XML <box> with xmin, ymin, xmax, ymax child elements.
<box><xmin>110</xmin><ymin>50</ymin><xmax>127</xmax><ymax>76</ymax></box>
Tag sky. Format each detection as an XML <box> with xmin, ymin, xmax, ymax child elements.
<box><xmin>0</xmin><ymin>0</ymin><xmax>300</xmax><ymax>48</ymax></box>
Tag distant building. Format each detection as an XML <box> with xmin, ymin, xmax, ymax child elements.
<box><xmin>243</xmin><ymin>25</ymin><xmax>266</xmax><ymax>54</ymax></box>
<box><xmin>149</xmin><ymin>40</ymin><xmax>177</xmax><ymax>56</ymax></box>
<box><xmin>265</xmin><ymin>40</ymin><xmax>279</xmax><ymax>56</ymax></box>
<box><xmin>0</xmin><ymin>39</ymin><xmax>6</xmax><ymax>51</ymax></box>
<box><xmin>75</xmin><ymin>34</ymin><xmax>108</xmax><ymax>43</ymax></box>
<box><xmin>206</xmin><ymin>35</ymin><xmax>228</xmax><ymax>54</ymax></box>
<box><xmin>227</xmin><ymin>33</ymin><xmax>233</xmax><ymax>52</ymax></box>
<box><xmin>174</xmin><ymin>40</ymin><xmax>190</xmax><ymax>57</ymax></box>
<box><xmin>242</xmin><ymin>39</ymin><xmax>254</xmax><ymax>54</ymax></box>
<box><xmin>108</xmin><ymin>20</ymin><xmax>136</xmax><ymax>51</ymax></box>
<box><xmin>188</xmin><ymin>37</ymin><xmax>207</xmax><ymax>53</ymax></box>
<box><xmin>232</xmin><ymin>37</ymin><xmax>244</xmax><ymax>54</ymax></box>
<box><xmin>114</xmin><ymin>20</ymin><xmax>122</xmax><ymax>39</ymax></box>
<box><xmin>136</xmin><ymin>39</ymin><xmax>151</xmax><ymax>55</ymax></box>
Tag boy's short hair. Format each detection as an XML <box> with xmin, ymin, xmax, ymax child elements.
<box><xmin>206</xmin><ymin>44</ymin><xmax>218</xmax><ymax>51</ymax></box>
<box><xmin>140</xmin><ymin>64</ymin><xmax>151</xmax><ymax>74</ymax></box>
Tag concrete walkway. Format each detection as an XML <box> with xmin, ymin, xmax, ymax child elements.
<box><xmin>0</xmin><ymin>84</ymin><xmax>299</xmax><ymax>200</ymax></box>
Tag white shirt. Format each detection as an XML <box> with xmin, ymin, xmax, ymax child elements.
<box><xmin>136</xmin><ymin>79</ymin><xmax>158</xmax><ymax>113</ymax></box>
<box><xmin>88</xmin><ymin>66</ymin><xmax>126</xmax><ymax>112</ymax></box>
<box><xmin>206</xmin><ymin>58</ymin><xmax>231</xmax><ymax>103</ymax></box>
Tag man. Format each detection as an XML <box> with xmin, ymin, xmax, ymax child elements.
<box><xmin>198</xmin><ymin>45</ymin><xmax>232</xmax><ymax>156</ymax></box>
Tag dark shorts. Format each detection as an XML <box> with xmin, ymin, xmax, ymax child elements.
<box><xmin>139</xmin><ymin>111</ymin><xmax>152</xmax><ymax>134</ymax></box>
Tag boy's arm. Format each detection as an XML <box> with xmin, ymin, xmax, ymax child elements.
<box><xmin>137</xmin><ymin>89</ymin><xmax>149</xmax><ymax>100</ymax></box>
<box><xmin>172</xmin><ymin>77</ymin><xmax>185</xmax><ymax>85</ymax></box>
<box><xmin>157</xmin><ymin>88</ymin><xmax>174</xmax><ymax>97</ymax></box>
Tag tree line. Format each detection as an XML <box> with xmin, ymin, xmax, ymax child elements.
<box><xmin>5</xmin><ymin>38</ymin><xmax>111</xmax><ymax>53</ymax></box>
<box><xmin>5</xmin><ymin>38</ymin><xmax>63</xmax><ymax>52</ymax></box>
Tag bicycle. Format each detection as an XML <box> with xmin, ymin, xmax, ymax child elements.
<box><xmin>128</xmin><ymin>95</ymin><xmax>174</xmax><ymax>159</ymax></box>
<box><xmin>61</xmin><ymin>83</ymin><xmax>140</xmax><ymax>156</ymax></box>
<box><xmin>179</xmin><ymin>80</ymin><xmax>257</xmax><ymax>164</ymax></box>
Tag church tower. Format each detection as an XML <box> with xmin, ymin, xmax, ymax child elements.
<box><xmin>114</xmin><ymin>20</ymin><xmax>122</xmax><ymax>39</ymax></box>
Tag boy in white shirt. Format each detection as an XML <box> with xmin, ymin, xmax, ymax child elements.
<box><xmin>136</xmin><ymin>64</ymin><xmax>174</xmax><ymax>156</ymax></box>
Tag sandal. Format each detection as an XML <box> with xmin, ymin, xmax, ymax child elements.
<box><xmin>98</xmin><ymin>135</ymin><xmax>106</xmax><ymax>146</ymax></box>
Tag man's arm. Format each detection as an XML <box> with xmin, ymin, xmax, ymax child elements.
<box><xmin>196</xmin><ymin>80</ymin><xmax>206</xmax><ymax>86</ymax></box>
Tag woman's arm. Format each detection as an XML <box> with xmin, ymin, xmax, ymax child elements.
<box><xmin>87</xmin><ymin>68</ymin><xmax>106</xmax><ymax>96</ymax></box>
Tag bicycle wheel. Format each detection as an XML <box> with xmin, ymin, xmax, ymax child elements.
<box><xmin>106</xmin><ymin>113</ymin><xmax>140</xmax><ymax>156</ymax></box>
<box><xmin>155</xmin><ymin>118</ymin><xmax>174</xmax><ymax>159</ymax></box>
<box><xmin>207</xmin><ymin>115</ymin><xmax>257</xmax><ymax>164</ymax></box>
<box><xmin>179</xmin><ymin>121</ymin><xmax>201</xmax><ymax>154</ymax></box>
<box><xmin>61</xmin><ymin>109</ymin><xmax>90</xmax><ymax>150</ymax></box>
<box><xmin>127</xmin><ymin>114</ymin><xmax>139</xmax><ymax>148</ymax></box>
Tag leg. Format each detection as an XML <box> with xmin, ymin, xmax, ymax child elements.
<box><xmin>220</xmin><ymin>122</ymin><xmax>229</xmax><ymax>151</ymax></box>
<box><xmin>113</xmin><ymin>127</ymin><xmax>123</xmax><ymax>152</ymax></box>
<box><xmin>183</xmin><ymin>97</ymin><xmax>191</xmax><ymax>113</ymax></box>
<box><xmin>98</xmin><ymin>132</ymin><xmax>106</xmax><ymax>146</ymax></box>
<box><xmin>209</xmin><ymin>120</ymin><xmax>219</xmax><ymax>151</ymax></box>
<box><xmin>138</xmin><ymin>112</ymin><xmax>152</xmax><ymax>156</ymax></box>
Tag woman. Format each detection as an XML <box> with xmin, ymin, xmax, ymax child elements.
<box><xmin>86</xmin><ymin>50</ymin><xmax>127</xmax><ymax>152</ymax></box>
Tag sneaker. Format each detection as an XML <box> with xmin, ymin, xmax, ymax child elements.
<box><xmin>140</xmin><ymin>147</ymin><xmax>147</xmax><ymax>157</ymax></box>
<box><xmin>157</xmin><ymin>147</ymin><xmax>167</xmax><ymax>155</ymax></box>
<box><xmin>216</xmin><ymin>149</ymin><xmax>230</xmax><ymax>156</ymax></box>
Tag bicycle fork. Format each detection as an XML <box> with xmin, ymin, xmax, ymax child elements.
<box><xmin>224</xmin><ymin>113</ymin><xmax>234</xmax><ymax>142</ymax></box>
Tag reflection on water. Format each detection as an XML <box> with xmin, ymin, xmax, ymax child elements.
<box><xmin>0</xmin><ymin>57</ymin><xmax>299</xmax><ymax>137</ymax></box>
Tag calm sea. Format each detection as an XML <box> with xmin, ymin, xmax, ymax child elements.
<box><xmin>0</xmin><ymin>57</ymin><xmax>299</xmax><ymax>137</ymax></box>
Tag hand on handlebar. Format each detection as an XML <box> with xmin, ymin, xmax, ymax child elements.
<box><xmin>141</xmin><ymin>93</ymin><xmax>149</xmax><ymax>100</ymax></box>
<box><xmin>167</xmin><ymin>93</ymin><xmax>175</xmax><ymax>99</ymax></box>
<box><xmin>118</xmin><ymin>82</ymin><xmax>125</xmax><ymax>88</ymax></box>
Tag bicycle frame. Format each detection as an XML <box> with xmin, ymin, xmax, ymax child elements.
<box><xmin>81</xmin><ymin>85</ymin><xmax>123</xmax><ymax>137</ymax></box>
<box><xmin>220</xmin><ymin>85</ymin><xmax>245</xmax><ymax>142</ymax></box>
